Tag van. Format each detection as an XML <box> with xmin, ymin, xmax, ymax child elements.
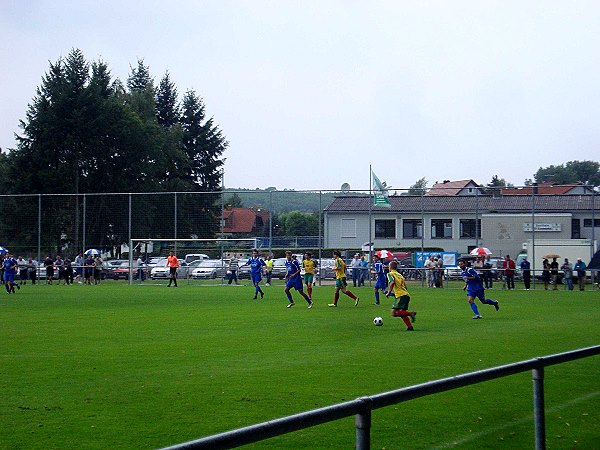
<box><xmin>184</xmin><ymin>254</ymin><xmax>209</xmax><ymax>264</ymax></box>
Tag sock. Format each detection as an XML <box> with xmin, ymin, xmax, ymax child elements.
<box><xmin>401</xmin><ymin>316</ymin><xmax>412</xmax><ymax>328</ymax></box>
<box><xmin>483</xmin><ymin>298</ymin><xmax>497</xmax><ymax>306</ymax></box>
<box><xmin>334</xmin><ymin>292</ymin><xmax>339</xmax><ymax>305</ymax></box>
<box><xmin>5</xmin><ymin>283</ymin><xmax>9</xmax><ymax>293</ymax></box>
<box><xmin>286</xmin><ymin>292</ymin><xmax>293</xmax><ymax>303</ymax></box>
<box><xmin>308</xmin><ymin>287</ymin><xmax>312</xmax><ymax>298</ymax></box>
<box><xmin>302</xmin><ymin>292</ymin><xmax>311</xmax><ymax>304</ymax></box>
<box><xmin>375</xmin><ymin>291</ymin><xmax>380</xmax><ymax>303</ymax></box>
<box><xmin>470</xmin><ymin>303</ymin><xmax>480</xmax><ymax>315</ymax></box>
<box><xmin>345</xmin><ymin>290</ymin><xmax>357</xmax><ymax>300</ymax></box>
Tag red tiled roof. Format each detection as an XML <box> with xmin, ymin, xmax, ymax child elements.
<box><xmin>501</xmin><ymin>184</ymin><xmax>584</xmax><ymax>195</ymax></box>
<box><xmin>223</xmin><ymin>208</ymin><xmax>269</xmax><ymax>233</ymax></box>
<box><xmin>425</xmin><ymin>179</ymin><xmax>479</xmax><ymax>196</ymax></box>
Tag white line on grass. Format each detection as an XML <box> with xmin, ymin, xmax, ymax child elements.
<box><xmin>430</xmin><ymin>391</ymin><xmax>599</xmax><ymax>449</ymax></box>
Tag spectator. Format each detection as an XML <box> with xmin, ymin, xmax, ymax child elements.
<box><xmin>561</xmin><ymin>258</ymin><xmax>573</xmax><ymax>291</ymax></box>
<box><xmin>74</xmin><ymin>252</ymin><xmax>84</xmax><ymax>284</ymax></box>
<box><xmin>17</xmin><ymin>256</ymin><xmax>28</xmax><ymax>285</ymax></box>
<box><xmin>27</xmin><ymin>258</ymin><xmax>38</xmax><ymax>284</ymax></box>
<box><xmin>503</xmin><ymin>255</ymin><xmax>516</xmax><ymax>290</ymax></box>
<box><xmin>228</xmin><ymin>256</ymin><xmax>239</xmax><ymax>285</ymax></box>
<box><xmin>436</xmin><ymin>256</ymin><xmax>444</xmax><ymax>288</ymax></box>
<box><xmin>550</xmin><ymin>257</ymin><xmax>559</xmax><ymax>290</ymax></box>
<box><xmin>137</xmin><ymin>256</ymin><xmax>146</xmax><ymax>281</ymax></box>
<box><xmin>350</xmin><ymin>253</ymin><xmax>362</xmax><ymax>287</ymax></box>
<box><xmin>520</xmin><ymin>256</ymin><xmax>531</xmax><ymax>290</ymax></box>
<box><xmin>542</xmin><ymin>258</ymin><xmax>551</xmax><ymax>290</ymax></box>
<box><xmin>64</xmin><ymin>257</ymin><xmax>73</xmax><ymax>285</ymax></box>
<box><xmin>359</xmin><ymin>255</ymin><xmax>368</xmax><ymax>287</ymax></box>
<box><xmin>94</xmin><ymin>255</ymin><xmax>103</xmax><ymax>285</ymax></box>
<box><xmin>483</xmin><ymin>255</ymin><xmax>494</xmax><ymax>289</ymax></box>
<box><xmin>44</xmin><ymin>255</ymin><xmax>54</xmax><ymax>284</ymax></box>
<box><xmin>424</xmin><ymin>255</ymin><xmax>436</xmax><ymax>288</ymax></box>
<box><xmin>573</xmin><ymin>258</ymin><xmax>587</xmax><ymax>291</ymax></box>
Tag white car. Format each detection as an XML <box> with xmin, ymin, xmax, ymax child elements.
<box><xmin>190</xmin><ymin>260</ymin><xmax>228</xmax><ymax>279</ymax></box>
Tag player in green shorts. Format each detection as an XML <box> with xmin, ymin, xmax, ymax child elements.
<box><xmin>302</xmin><ymin>252</ymin><xmax>316</xmax><ymax>301</ymax></box>
<box><xmin>328</xmin><ymin>250</ymin><xmax>359</xmax><ymax>307</ymax></box>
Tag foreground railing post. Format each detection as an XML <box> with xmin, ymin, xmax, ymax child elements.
<box><xmin>355</xmin><ymin>397</ymin><xmax>372</xmax><ymax>450</ymax></box>
<box><xmin>532</xmin><ymin>362</ymin><xmax>546</xmax><ymax>450</ymax></box>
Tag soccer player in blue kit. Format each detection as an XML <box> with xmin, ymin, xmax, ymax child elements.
<box><xmin>458</xmin><ymin>258</ymin><xmax>499</xmax><ymax>319</ymax></box>
<box><xmin>372</xmin><ymin>254</ymin><xmax>388</xmax><ymax>305</ymax></box>
<box><xmin>3</xmin><ymin>253</ymin><xmax>20</xmax><ymax>294</ymax></box>
<box><xmin>283</xmin><ymin>251</ymin><xmax>313</xmax><ymax>308</ymax></box>
<box><xmin>245</xmin><ymin>249</ymin><xmax>266</xmax><ymax>299</ymax></box>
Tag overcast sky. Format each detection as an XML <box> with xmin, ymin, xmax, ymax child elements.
<box><xmin>2</xmin><ymin>1</ymin><xmax>599</xmax><ymax>191</ymax></box>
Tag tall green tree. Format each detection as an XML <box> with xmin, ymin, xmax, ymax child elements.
<box><xmin>534</xmin><ymin>160</ymin><xmax>600</xmax><ymax>186</ymax></box>
<box><xmin>278</xmin><ymin>211</ymin><xmax>319</xmax><ymax>236</ymax></box>
<box><xmin>155</xmin><ymin>71</ymin><xmax>180</xmax><ymax>127</ymax></box>
<box><xmin>406</xmin><ymin>177</ymin><xmax>428</xmax><ymax>195</ymax></box>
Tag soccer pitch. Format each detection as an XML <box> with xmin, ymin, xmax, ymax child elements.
<box><xmin>1</xmin><ymin>281</ymin><xmax>598</xmax><ymax>449</ymax></box>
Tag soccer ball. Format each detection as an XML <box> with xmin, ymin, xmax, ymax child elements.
<box><xmin>373</xmin><ymin>316</ymin><xmax>383</xmax><ymax>326</ymax></box>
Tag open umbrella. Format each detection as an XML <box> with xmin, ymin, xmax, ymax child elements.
<box><xmin>469</xmin><ymin>247</ymin><xmax>492</xmax><ymax>256</ymax></box>
<box><xmin>84</xmin><ymin>249</ymin><xmax>101</xmax><ymax>256</ymax></box>
<box><xmin>543</xmin><ymin>253</ymin><xmax>561</xmax><ymax>259</ymax></box>
<box><xmin>375</xmin><ymin>250</ymin><xmax>393</xmax><ymax>259</ymax></box>
<box><xmin>0</xmin><ymin>246</ymin><xmax>9</xmax><ymax>254</ymax></box>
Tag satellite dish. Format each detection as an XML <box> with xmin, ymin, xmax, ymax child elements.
<box><xmin>341</xmin><ymin>182</ymin><xmax>351</xmax><ymax>194</ymax></box>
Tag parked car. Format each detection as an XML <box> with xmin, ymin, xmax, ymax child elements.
<box><xmin>190</xmin><ymin>260</ymin><xmax>229</xmax><ymax>279</ymax></box>
<box><xmin>184</xmin><ymin>253</ymin><xmax>209</xmax><ymax>264</ymax></box>
<box><xmin>112</xmin><ymin>262</ymin><xmax>146</xmax><ymax>280</ymax></box>
<box><xmin>106</xmin><ymin>259</ymin><xmax>128</xmax><ymax>278</ymax></box>
<box><xmin>271</xmin><ymin>258</ymin><xmax>288</xmax><ymax>279</ymax></box>
<box><xmin>150</xmin><ymin>261</ymin><xmax>196</xmax><ymax>279</ymax></box>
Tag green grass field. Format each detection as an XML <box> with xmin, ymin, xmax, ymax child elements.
<box><xmin>1</xmin><ymin>280</ymin><xmax>599</xmax><ymax>449</ymax></box>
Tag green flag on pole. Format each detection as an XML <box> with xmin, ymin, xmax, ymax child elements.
<box><xmin>372</xmin><ymin>171</ymin><xmax>391</xmax><ymax>207</ymax></box>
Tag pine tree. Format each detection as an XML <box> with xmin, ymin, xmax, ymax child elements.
<box><xmin>155</xmin><ymin>71</ymin><xmax>180</xmax><ymax>127</ymax></box>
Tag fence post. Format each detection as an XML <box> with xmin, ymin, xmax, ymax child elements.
<box><xmin>532</xmin><ymin>361</ymin><xmax>546</xmax><ymax>450</ymax></box>
<box><xmin>355</xmin><ymin>397</ymin><xmax>372</xmax><ymax>450</ymax></box>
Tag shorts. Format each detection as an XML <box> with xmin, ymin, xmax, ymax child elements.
<box><xmin>303</xmin><ymin>273</ymin><xmax>314</xmax><ymax>285</ymax></box>
<box><xmin>467</xmin><ymin>289</ymin><xmax>486</xmax><ymax>301</ymax></box>
<box><xmin>374</xmin><ymin>278</ymin><xmax>388</xmax><ymax>290</ymax></box>
<box><xmin>46</xmin><ymin>267</ymin><xmax>54</xmax><ymax>278</ymax></box>
<box><xmin>286</xmin><ymin>277</ymin><xmax>304</xmax><ymax>291</ymax></box>
<box><xmin>335</xmin><ymin>277</ymin><xmax>348</xmax><ymax>289</ymax></box>
<box><xmin>4</xmin><ymin>272</ymin><xmax>15</xmax><ymax>283</ymax></box>
<box><xmin>251</xmin><ymin>272</ymin><xmax>262</xmax><ymax>284</ymax></box>
<box><xmin>392</xmin><ymin>295</ymin><xmax>411</xmax><ymax>310</ymax></box>
<box><xmin>169</xmin><ymin>267</ymin><xmax>178</xmax><ymax>277</ymax></box>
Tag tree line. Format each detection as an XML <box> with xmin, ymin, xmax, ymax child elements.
<box><xmin>0</xmin><ymin>48</ymin><xmax>227</xmax><ymax>254</ymax></box>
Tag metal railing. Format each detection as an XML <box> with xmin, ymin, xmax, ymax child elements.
<box><xmin>162</xmin><ymin>345</ymin><xmax>600</xmax><ymax>450</ymax></box>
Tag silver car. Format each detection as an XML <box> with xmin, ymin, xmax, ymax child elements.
<box><xmin>190</xmin><ymin>260</ymin><xmax>229</xmax><ymax>279</ymax></box>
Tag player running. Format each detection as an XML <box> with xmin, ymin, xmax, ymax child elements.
<box><xmin>328</xmin><ymin>250</ymin><xmax>359</xmax><ymax>307</ymax></box>
<box><xmin>385</xmin><ymin>260</ymin><xmax>416</xmax><ymax>331</ymax></box>
<box><xmin>372</xmin><ymin>254</ymin><xmax>388</xmax><ymax>305</ymax></box>
<box><xmin>284</xmin><ymin>251</ymin><xmax>313</xmax><ymax>308</ymax></box>
<box><xmin>458</xmin><ymin>258</ymin><xmax>499</xmax><ymax>319</ymax></box>
<box><xmin>302</xmin><ymin>252</ymin><xmax>316</xmax><ymax>301</ymax></box>
<box><xmin>245</xmin><ymin>249</ymin><xmax>266</xmax><ymax>299</ymax></box>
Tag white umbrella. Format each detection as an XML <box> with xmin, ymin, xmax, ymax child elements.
<box><xmin>0</xmin><ymin>246</ymin><xmax>9</xmax><ymax>254</ymax></box>
<box><xmin>84</xmin><ymin>249</ymin><xmax>101</xmax><ymax>256</ymax></box>
<box><xmin>469</xmin><ymin>247</ymin><xmax>492</xmax><ymax>256</ymax></box>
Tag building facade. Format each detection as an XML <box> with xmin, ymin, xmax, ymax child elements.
<box><xmin>324</xmin><ymin>194</ymin><xmax>600</xmax><ymax>262</ymax></box>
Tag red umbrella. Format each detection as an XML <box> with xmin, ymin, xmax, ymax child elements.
<box><xmin>375</xmin><ymin>250</ymin><xmax>393</xmax><ymax>259</ymax></box>
<box><xmin>469</xmin><ymin>247</ymin><xmax>492</xmax><ymax>256</ymax></box>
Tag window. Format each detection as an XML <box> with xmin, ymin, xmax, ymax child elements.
<box><xmin>341</xmin><ymin>218</ymin><xmax>356</xmax><ymax>238</ymax></box>
<box><xmin>403</xmin><ymin>219</ymin><xmax>422</xmax><ymax>239</ymax></box>
<box><xmin>375</xmin><ymin>219</ymin><xmax>396</xmax><ymax>239</ymax></box>
<box><xmin>460</xmin><ymin>219</ymin><xmax>481</xmax><ymax>238</ymax></box>
<box><xmin>572</xmin><ymin>218</ymin><xmax>580</xmax><ymax>239</ymax></box>
<box><xmin>583</xmin><ymin>218</ymin><xmax>600</xmax><ymax>227</ymax></box>
<box><xmin>431</xmin><ymin>219</ymin><xmax>452</xmax><ymax>239</ymax></box>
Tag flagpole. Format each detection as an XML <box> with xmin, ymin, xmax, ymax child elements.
<box><xmin>369</xmin><ymin>164</ymin><xmax>373</xmax><ymax>272</ymax></box>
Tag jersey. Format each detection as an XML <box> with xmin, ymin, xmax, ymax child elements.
<box><xmin>303</xmin><ymin>259</ymin><xmax>316</xmax><ymax>274</ymax></box>
<box><xmin>374</xmin><ymin>261</ymin><xmax>387</xmax><ymax>286</ymax></box>
<box><xmin>386</xmin><ymin>269</ymin><xmax>409</xmax><ymax>298</ymax></box>
<box><xmin>3</xmin><ymin>257</ymin><xmax>17</xmax><ymax>275</ymax></box>
<box><xmin>247</xmin><ymin>256</ymin><xmax>265</xmax><ymax>274</ymax></box>
<box><xmin>285</xmin><ymin>259</ymin><xmax>302</xmax><ymax>280</ymax></box>
<box><xmin>167</xmin><ymin>255</ymin><xmax>180</xmax><ymax>268</ymax></box>
<box><xmin>462</xmin><ymin>267</ymin><xmax>484</xmax><ymax>292</ymax></box>
<box><xmin>333</xmin><ymin>257</ymin><xmax>347</xmax><ymax>280</ymax></box>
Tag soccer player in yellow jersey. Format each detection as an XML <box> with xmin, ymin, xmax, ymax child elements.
<box><xmin>328</xmin><ymin>250</ymin><xmax>359</xmax><ymax>307</ymax></box>
<box><xmin>385</xmin><ymin>260</ymin><xmax>416</xmax><ymax>331</ymax></box>
<box><xmin>302</xmin><ymin>252</ymin><xmax>316</xmax><ymax>301</ymax></box>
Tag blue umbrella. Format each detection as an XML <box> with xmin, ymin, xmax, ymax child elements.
<box><xmin>84</xmin><ymin>249</ymin><xmax>101</xmax><ymax>256</ymax></box>
<box><xmin>0</xmin><ymin>246</ymin><xmax>9</xmax><ymax>254</ymax></box>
